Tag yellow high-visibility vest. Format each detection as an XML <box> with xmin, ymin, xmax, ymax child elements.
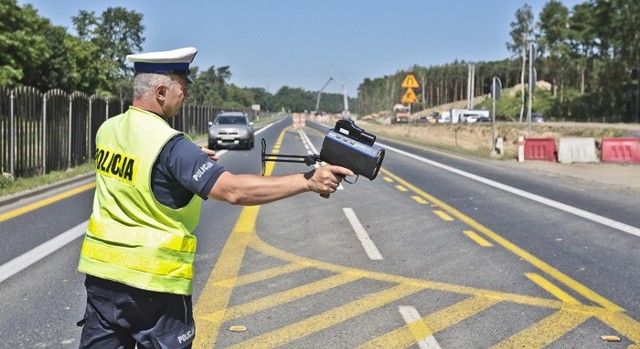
<box><xmin>78</xmin><ymin>106</ymin><xmax>201</xmax><ymax>295</ymax></box>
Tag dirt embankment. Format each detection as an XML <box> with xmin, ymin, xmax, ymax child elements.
<box><xmin>358</xmin><ymin>121</ymin><xmax>640</xmax><ymax>159</ymax></box>
<box><xmin>359</xmin><ymin>80</ymin><xmax>640</xmax><ymax>157</ymax></box>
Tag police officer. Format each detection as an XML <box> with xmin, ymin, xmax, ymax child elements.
<box><xmin>77</xmin><ymin>47</ymin><xmax>353</xmax><ymax>348</ymax></box>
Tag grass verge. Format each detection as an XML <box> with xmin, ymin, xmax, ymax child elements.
<box><xmin>1</xmin><ymin>162</ymin><xmax>95</xmax><ymax>198</ymax></box>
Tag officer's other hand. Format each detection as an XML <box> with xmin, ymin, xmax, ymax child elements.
<box><xmin>200</xmin><ymin>146</ymin><xmax>219</xmax><ymax>161</ymax></box>
<box><xmin>305</xmin><ymin>164</ymin><xmax>354</xmax><ymax>195</ymax></box>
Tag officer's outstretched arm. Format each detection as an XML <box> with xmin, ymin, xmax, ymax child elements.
<box><xmin>208</xmin><ymin>164</ymin><xmax>353</xmax><ymax>205</ymax></box>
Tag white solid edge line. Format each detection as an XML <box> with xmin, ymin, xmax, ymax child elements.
<box><xmin>398</xmin><ymin>305</ymin><xmax>443</xmax><ymax>349</ymax></box>
<box><xmin>377</xmin><ymin>141</ymin><xmax>640</xmax><ymax>239</ymax></box>
<box><xmin>0</xmin><ymin>220</ymin><xmax>88</xmax><ymax>284</ymax></box>
<box><xmin>343</xmin><ymin>207</ymin><xmax>383</xmax><ymax>260</ymax></box>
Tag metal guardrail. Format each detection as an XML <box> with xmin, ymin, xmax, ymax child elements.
<box><xmin>0</xmin><ymin>86</ymin><xmax>262</xmax><ymax>180</ymax></box>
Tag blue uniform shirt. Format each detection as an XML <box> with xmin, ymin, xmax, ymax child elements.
<box><xmin>152</xmin><ymin>135</ymin><xmax>226</xmax><ymax>209</ymax></box>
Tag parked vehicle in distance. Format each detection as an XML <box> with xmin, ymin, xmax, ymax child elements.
<box><xmin>450</xmin><ymin>108</ymin><xmax>468</xmax><ymax>123</ymax></box>
<box><xmin>462</xmin><ymin>109</ymin><xmax>490</xmax><ymax>123</ymax></box>
<box><xmin>465</xmin><ymin>114</ymin><xmax>479</xmax><ymax>123</ymax></box>
<box><xmin>437</xmin><ymin>111</ymin><xmax>451</xmax><ymax>123</ymax></box>
<box><xmin>532</xmin><ymin>112</ymin><xmax>545</xmax><ymax>123</ymax></box>
<box><xmin>208</xmin><ymin>112</ymin><xmax>254</xmax><ymax>150</ymax></box>
<box><xmin>417</xmin><ymin>112</ymin><xmax>439</xmax><ymax>124</ymax></box>
<box><xmin>465</xmin><ymin>115</ymin><xmax>492</xmax><ymax>123</ymax></box>
<box><xmin>391</xmin><ymin>104</ymin><xmax>411</xmax><ymax>124</ymax></box>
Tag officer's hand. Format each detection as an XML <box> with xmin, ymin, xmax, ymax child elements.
<box><xmin>200</xmin><ymin>146</ymin><xmax>219</xmax><ymax>161</ymax></box>
<box><xmin>305</xmin><ymin>164</ymin><xmax>354</xmax><ymax>195</ymax></box>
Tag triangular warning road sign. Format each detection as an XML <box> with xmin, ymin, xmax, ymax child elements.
<box><xmin>401</xmin><ymin>88</ymin><xmax>418</xmax><ymax>104</ymax></box>
<box><xmin>401</xmin><ymin>74</ymin><xmax>420</xmax><ymax>88</ymax></box>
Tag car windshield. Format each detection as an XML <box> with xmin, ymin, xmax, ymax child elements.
<box><xmin>215</xmin><ymin>116</ymin><xmax>247</xmax><ymax>125</ymax></box>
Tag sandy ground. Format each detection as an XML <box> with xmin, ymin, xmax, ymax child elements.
<box><xmin>486</xmin><ymin>158</ymin><xmax>640</xmax><ymax>197</ymax></box>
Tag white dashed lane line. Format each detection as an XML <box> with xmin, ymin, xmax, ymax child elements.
<box><xmin>343</xmin><ymin>207</ymin><xmax>383</xmax><ymax>260</ymax></box>
<box><xmin>398</xmin><ymin>305</ymin><xmax>443</xmax><ymax>349</ymax></box>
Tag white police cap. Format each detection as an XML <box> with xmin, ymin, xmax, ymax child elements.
<box><xmin>126</xmin><ymin>47</ymin><xmax>197</xmax><ymax>83</ymax></box>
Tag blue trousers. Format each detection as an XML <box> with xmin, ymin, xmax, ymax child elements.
<box><xmin>77</xmin><ymin>275</ymin><xmax>195</xmax><ymax>349</ymax></box>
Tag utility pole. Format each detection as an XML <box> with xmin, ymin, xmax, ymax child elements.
<box><xmin>467</xmin><ymin>64</ymin><xmax>475</xmax><ymax>109</ymax></box>
<box><xmin>528</xmin><ymin>43</ymin><xmax>536</xmax><ymax>133</ymax></box>
<box><xmin>341</xmin><ymin>81</ymin><xmax>349</xmax><ymax>113</ymax></box>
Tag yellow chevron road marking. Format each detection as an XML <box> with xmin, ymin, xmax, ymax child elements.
<box><xmin>193</xmin><ymin>134</ymin><xmax>640</xmax><ymax>348</ymax></box>
<box><xmin>228</xmin><ymin>284</ymin><xmax>425</xmax><ymax>349</ymax></box>
<box><xmin>205</xmin><ymin>272</ymin><xmax>362</xmax><ymax>323</ymax></box>
<box><xmin>594</xmin><ymin>309</ymin><xmax>640</xmax><ymax>348</ymax></box>
<box><xmin>493</xmin><ymin>310</ymin><xmax>592</xmax><ymax>348</ymax></box>
<box><xmin>525</xmin><ymin>273</ymin><xmax>581</xmax><ymax>304</ymax></box>
<box><xmin>359</xmin><ymin>296</ymin><xmax>500</xmax><ymax>348</ymax></box>
<box><xmin>402</xmin><ymin>307</ymin><xmax>439</xmax><ymax>348</ymax></box>
<box><xmin>248</xmin><ymin>233</ymin><xmax>619</xmax><ymax>315</ymax></box>
<box><xmin>192</xmin><ymin>205</ymin><xmax>258</xmax><ymax>348</ymax></box>
<box><xmin>213</xmin><ymin>262</ymin><xmax>308</xmax><ymax>288</ymax></box>
<box><xmin>247</xmin><ymin>220</ymin><xmax>640</xmax><ymax>347</ymax></box>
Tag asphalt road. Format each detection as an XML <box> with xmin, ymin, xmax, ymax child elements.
<box><xmin>0</xmin><ymin>116</ymin><xmax>638</xmax><ymax>348</ymax></box>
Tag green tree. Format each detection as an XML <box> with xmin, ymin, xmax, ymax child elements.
<box><xmin>63</xmin><ymin>36</ymin><xmax>107</xmax><ymax>94</ymax></box>
<box><xmin>567</xmin><ymin>2</ymin><xmax>596</xmax><ymax>95</ymax></box>
<box><xmin>222</xmin><ymin>84</ymin><xmax>254</xmax><ymax>109</ymax></box>
<box><xmin>188</xmin><ymin>66</ymin><xmax>231</xmax><ymax>106</ymax></box>
<box><xmin>273</xmin><ymin>86</ymin><xmax>314</xmax><ymax>112</ymax></box>
<box><xmin>607</xmin><ymin>0</ymin><xmax>640</xmax><ymax>121</ymax></box>
<box><xmin>24</xmin><ymin>24</ymin><xmax>75</xmax><ymax>91</ymax></box>
<box><xmin>537</xmin><ymin>0</ymin><xmax>570</xmax><ymax>104</ymax></box>
<box><xmin>247</xmin><ymin>87</ymin><xmax>274</xmax><ymax>112</ymax></box>
<box><xmin>0</xmin><ymin>1</ymin><xmax>49</xmax><ymax>88</ymax></box>
<box><xmin>72</xmin><ymin>7</ymin><xmax>145</xmax><ymax>92</ymax></box>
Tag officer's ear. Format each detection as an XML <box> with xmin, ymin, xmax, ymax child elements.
<box><xmin>156</xmin><ymin>84</ymin><xmax>168</xmax><ymax>101</ymax></box>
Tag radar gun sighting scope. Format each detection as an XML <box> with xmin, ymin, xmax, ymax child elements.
<box><xmin>261</xmin><ymin>120</ymin><xmax>385</xmax><ymax>193</ymax></box>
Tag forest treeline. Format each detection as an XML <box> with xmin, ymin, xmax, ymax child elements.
<box><xmin>359</xmin><ymin>0</ymin><xmax>640</xmax><ymax>122</ymax></box>
<box><xmin>1</xmin><ymin>0</ymin><xmax>639</xmax><ymax>121</ymax></box>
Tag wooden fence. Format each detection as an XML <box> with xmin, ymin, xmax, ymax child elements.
<box><xmin>0</xmin><ymin>86</ymin><xmax>259</xmax><ymax>179</ymax></box>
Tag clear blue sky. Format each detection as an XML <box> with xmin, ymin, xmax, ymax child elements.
<box><xmin>18</xmin><ymin>0</ymin><xmax>584</xmax><ymax>97</ymax></box>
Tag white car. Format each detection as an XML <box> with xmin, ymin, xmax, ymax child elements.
<box><xmin>465</xmin><ymin>115</ymin><xmax>479</xmax><ymax>123</ymax></box>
